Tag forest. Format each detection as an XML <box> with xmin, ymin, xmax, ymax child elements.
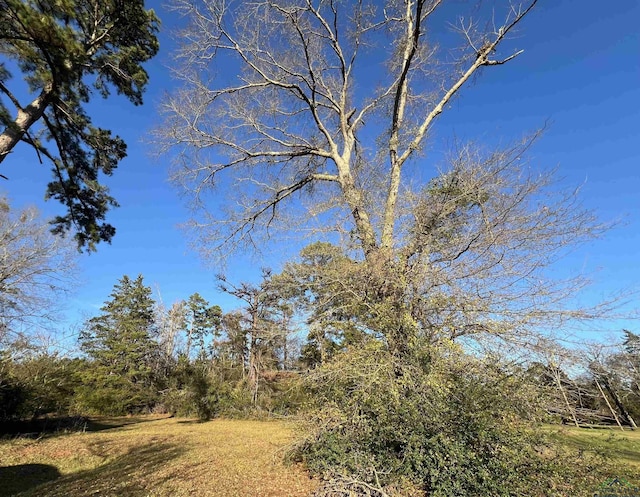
<box><xmin>1</xmin><ymin>0</ymin><xmax>639</xmax><ymax>496</ymax></box>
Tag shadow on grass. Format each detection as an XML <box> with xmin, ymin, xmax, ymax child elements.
<box><xmin>83</xmin><ymin>415</ymin><xmax>168</xmax><ymax>433</ymax></box>
<box><xmin>1</xmin><ymin>415</ymin><xmax>170</xmax><ymax>439</ymax></box>
<box><xmin>0</xmin><ymin>464</ymin><xmax>61</xmax><ymax>496</ymax></box>
<box><xmin>11</xmin><ymin>442</ymin><xmax>185</xmax><ymax>497</ymax></box>
<box><xmin>0</xmin><ymin>417</ymin><xmax>89</xmax><ymax>438</ymax></box>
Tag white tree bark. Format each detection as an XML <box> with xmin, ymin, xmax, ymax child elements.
<box><xmin>0</xmin><ymin>84</ymin><xmax>53</xmax><ymax>165</ymax></box>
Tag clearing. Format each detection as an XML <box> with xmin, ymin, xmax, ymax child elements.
<box><xmin>2</xmin><ymin>417</ymin><xmax>640</xmax><ymax>497</ymax></box>
<box><xmin>0</xmin><ymin>416</ymin><xmax>317</xmax><ymax>497</ymax></box>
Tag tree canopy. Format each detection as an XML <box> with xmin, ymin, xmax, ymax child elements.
<box><xmin>158</xmin><ymin>0</ymin><xmax>611</xmax><ymax>356</ymax></box>
<box><xmin>0</xmin><ymin>0</ymin><xmax>159</xmax><ymax>251</ymax></box>
<box><xmin>79</xmin><ymin>274</ymin><xmax>159</xmax><ymax>413</ymax></box>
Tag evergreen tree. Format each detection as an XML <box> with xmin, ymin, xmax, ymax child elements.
<box><xmin>185</xmin><ymin>292</ymin><xmax>221</xmax><ymax>359</ymax></box>
<box><xmin>78</xmin><ymin>274</ymin><xmax>160</xmax><ymax>414</ymax></box>
<box><xmin>0</xmin><ymin>0</ymin><xmax>159</xmax><ymax>250</ymax></box>
<box><xmin>624</xmin><ymin>330</ymin><xmax>640</xmax><ymax>357</ymax></box>
<box><xmin>218</xmin><ymin>311</ymin><xmax>247</xmax><ymax>372</ymax></box>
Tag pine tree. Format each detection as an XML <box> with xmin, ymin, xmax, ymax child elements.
<box><xmin>78</xmin><ymin>274</ymin><xmax>160</xmax><ymax>414</ymax></box>
<box><xmin>0</xmin><ymin>0</ymin><xmax>159</xmax><ymax>250</ymax></box>
<box><xmin>624</xmin><ymin>330</ymin><xmax>640</xmax><ymax>357</ymax></box>
<box><xmin>185</xmin><ymin>292</ymin><xmax>222</xmax><ymax>359</ymax></box>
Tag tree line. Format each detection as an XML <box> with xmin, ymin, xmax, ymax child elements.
<box><xmin>1</xmin><ymin>241</ymin><xmax>639</xmax><ymax>495</ymax></box>
<box><xmin>1</xmin><ymin>270</ymin><xmax>305</xmax><ymax>420</ymax></box>
<box><xmin>2</xmin><ymin>228</ymin><xmax>638</xmax><ymax>431</ymax></box>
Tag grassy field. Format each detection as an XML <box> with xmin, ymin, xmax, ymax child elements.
<box><xmin>0</xmin><ymin>416</ymin><xmax>317</xmax><ymax>497</ymax></box>
<box><xmin>2</xmin><ymin>418</ymin><xmax>640</xmax><ymax>497</ymax></box>
<box><xmin>549</xmin><ymin>424</ymin><xmax>640</xmax><ymax>469</ymax></box>
<box><xmin>540</xmin><ymin>424</ymin><xmax>640</xmax><ymax>496</ymax></box>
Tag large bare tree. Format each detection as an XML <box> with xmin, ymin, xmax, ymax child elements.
<box><xmin>158</xmin><ymin>0</ymin><xmax>609</xmax><ymax>353</ymax></box>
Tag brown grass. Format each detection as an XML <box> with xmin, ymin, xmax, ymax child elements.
<box><xmin>5</xmin><ymin>417</ymin><xmax>639</xmax><ymax>497</ymax></box>
<box><xmin>0</xmin><ymin>416</ymin><xmax>318</xmax><ymax>497</ymax></box>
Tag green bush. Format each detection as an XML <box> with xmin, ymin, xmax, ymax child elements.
<box><xmin>0</xmin><ymin>376</ymin><xmax>25</xmax><ymax>420</ymax></box>
<box><xmin>72</xmin><ymin>358</ymin><xmax>160</xmax><ymax>416</ymax></box>
<box><xmin>290</xmin><ymin>341</ymin><xmax>605</xmax><ymax>496</ymax></box>
<box><xmin>0</xmin><ymin>354</ymin><xmax>85</xmax><ymax>421</ymax></box>
<box><xmin>162</xmin><ymin>359</ymin><xmax>254</xmax><ymax>420</ymax></box>
<box><xmin>257</xmin><ymin>372</ymin><xmax>309</xmax><ymax>416</ymax></box>
<box><xmin>161</xmin><ymin>359</ymin><xmax>209</xmax><ymax>419</ymax></box>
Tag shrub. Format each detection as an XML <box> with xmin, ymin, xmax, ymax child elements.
<box><xmin>72</xmin><ymin>357</ymin><xmax>160</xmax><ymax>416</ymax></box>
<box><xmin>162</xmin><ymin>359</ymin><xmax>253</xmax><ymax>420</ymax></box>
<box><xmin>0</xmin><ymin>376</ymin><xmax>25</xmax><ymax>421</ymax></box>
<box><xmin>0</xmin><ymin>354</ymin><xmax>85</xmax><ymax>421</ymax></box>
<box><xmin>289</xmin><ymin>340</ymin><xmax>605</xmax><ymax>496</ymax></box>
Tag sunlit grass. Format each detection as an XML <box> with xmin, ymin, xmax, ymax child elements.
<box><xmin>3</xmin><ymin>417</ymin><xmax>640</xmax><ymax>497</ymax></box>
<box><xmin>543</xmin><ymin>424</ymin><xmax>640</xmax><ymax>495</ymax></box>
<box><xmin>0</xmin><ymin>415</ymin><xmax>317</xmax><ymax>497</ymax></box>
<box><xmin>550</xmin><ymin>425</ymin><xmax>640</xmax><ymax>469</ymax></box>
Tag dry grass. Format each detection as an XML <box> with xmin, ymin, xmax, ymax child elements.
<box><xmin>4</xmin><ymin>417</ymin><xmax>640</xmax><ymax>497</ymax></box>
<box><xmin>0</xmin><ymin>416</ymin><xmax>318</xmax><ymax>497</ymax></box>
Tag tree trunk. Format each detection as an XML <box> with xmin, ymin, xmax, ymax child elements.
<box><xmin>185</xmin><ymin>330</ymin><xmax>192</xmax><ymax>361</ymax></box>
<box><xmin>595</xmin><ymin>377</ymin><xmax>624</xmax><ymax>431</ymax></box>
<box><xmin>0</xmin><ymin>85</ymin><xmax>53</xmax><ymax>165</ymax></box>
<box><xmin>553</xmin><ymin>368</ymin><xmax>580</xmax><ymax>428</ymax></box>
<box><xmin>248</xmin><ymin>303</ymin><xmax>260</xmax><ymax>406</ymax></box>
<box><xmin>601</xmin><ymin>376</ymin><xmax>637</xmax><ymax>429</ymax></box>
<box><xmin>283</xmin><ymin>334</ymin><xmax>288</xmax><ymax>371</ymax></box>
<box><xmin>249</xmin><ymin>337</ymin><xmax>259</xmax><ymax>406</ymax></box>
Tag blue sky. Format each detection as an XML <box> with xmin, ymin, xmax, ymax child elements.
<box><xmin>1</xmin><ymin>0</ymin><xmax>639</xmax><ymax>342</ymax></box>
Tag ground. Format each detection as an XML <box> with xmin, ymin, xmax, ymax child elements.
<box><xmin>550</xmin><ymin>424</ymin><xmax>640</xmax><ymax>470</ymax></box>
<box><xmin>0</xmin><ymin>416</ymin><xmax>317</xmax><ymax>497</ymax></box>
<box><xmin>1</xmin><ymin>417</ymin><xmax>640</xmax><ymax>497</ymax></box>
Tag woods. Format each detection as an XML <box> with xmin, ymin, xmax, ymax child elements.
<box><xmin>2</xmin><ymin>263</ymin><xmax>638</xmax><ymax>494</ymax></box>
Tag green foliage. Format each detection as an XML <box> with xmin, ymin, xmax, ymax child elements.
<box><xmin>206</xmin><ymin>375</ymin><xmax>254</xmax><ymax>418</ymax></box>
<box><xmin>291</xmin><ymin>341</ymin><xmax>603</xmax><ymax>496</ymax></box>
<box><xmin>162</xmin><ymin>357</ymin><xmax>307</xmax><ymax>420</ymax></box>
<box><xmin>624</xmin><ymin>329</ymin><xmax>640</xmax><ymax>357</ymax></box>
<box><xmin>73</xmin><ymin>371</ymin><xmax>159</xmax><ymax>416</ymax></box>
<box><xmin>185</xmin><ymin>292</ymin><xmax>222</xmax><ymax>359</ymax></box>
<box><xmin>0</xmin><ymin>0</ymin><xmax>159</xmax><ymax>250</ymax></box>
<box><xmin>255</xmin><ymin>371</ymin><xmax>309</xmax><ymax>416</ymax></box>
<box><xmin>162</xmin><ymin>358</ymin><xmax>214</xmax><ymax>420</ymax></box>
<box><xmin>78</xmin><ymin>274</ymin><xmax>161</xmax><ymax>414</ymax></box>
<box><xmin>162</xmin><ymin>357</ymin><xmax>251</xmax><ymax>420</ymax></box>
<box><xmin>0</xmin><ymin>351</ymin><xmax>85</xmax><ymax>421</ymax></box>
<box><xmin>0</xmin><ymin>372</ymin><xmax>24</xmax><ymax>420</ymax></box>
<box><xmin>279</xmin><ymin>242</ymin><xmax>376</xmax><ymax>366</ymax></box>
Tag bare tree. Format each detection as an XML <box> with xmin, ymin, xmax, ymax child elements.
<box><xmin>158</xmin><ymin>0</ymin><xmax>611</xmax><ymax>353</ymax></box>
<box><xmin>0</xmin><ymin>197</ymin><xmax>76</xmax><ymax>344</ymax></box>
<box><xmin>218</xmin><ymin>271</ymin><xmax>293</xmax><ymax>404</ymax></box>
<box><xmin>155</xmin><ymin>298</ymin><xmax>188</xmax><ymax>359</ymax></box>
